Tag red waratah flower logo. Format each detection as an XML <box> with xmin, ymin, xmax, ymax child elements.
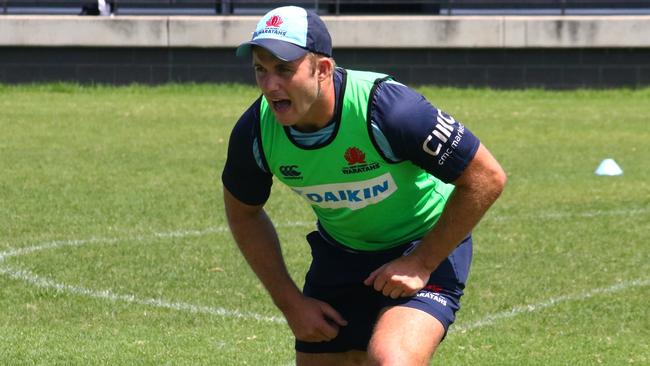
<box><xmin>424</xmin><ymin>284</ymin><xmax>443</xmax><ymax>293</ymax></box>
<box><xmin>266</xmin><ymin>15</ymin><xmax>283</xmax><ymax>28</ymax></box>
<box><xmin>344</xmin><ymin>147</ymin><xmax>366</xmax><ymax>165</ymax></box>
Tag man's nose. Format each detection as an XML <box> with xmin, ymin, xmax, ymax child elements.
<box><xmin>259</xmin><ymin>73</ymin><xmax>280</xmax><ymax>93</ymax></box>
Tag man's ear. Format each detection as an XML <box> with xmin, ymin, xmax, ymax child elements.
<box><xmin>317</xmin><ymin>57</ymin><xmax>334</xmax><ymax>82</ymax></box>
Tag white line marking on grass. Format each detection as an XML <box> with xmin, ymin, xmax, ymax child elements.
<box><xmin>0</xmin><ymin>222</ymin><xmax>313</xmax><ymax>324</ymax></box>
<box><xmin>0</xmin><ymin>265</ymin><xmax>285</xmax><ymax>323</ymax></box>
<box><xmin>0</xmin><ymin>237</ymin><xmax>118</xmax><ymax>262</ymax></box>
<box><xmin>490</xmin><ymin>207</ymin><xmax>650</xmax><ymax>222</ymax></box>
<box><xmin>1</xmin><ymin>218</ymin><xmax>647</xmax><ymax>331</ymax></box>
<box><xmin>0</xmin><ymin>221</ymin><xmax>313</xmax><ymax>262</ymax></box>
<box><xmin>453</xmin><ymin>277</ymin><xmax>650</xmax><ymax>333</ymax></box>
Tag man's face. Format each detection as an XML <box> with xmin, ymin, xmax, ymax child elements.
<box><xmin>252</xmin><ymin>47</ymin><xmax>321</xmax><ymax>128</ymax></box>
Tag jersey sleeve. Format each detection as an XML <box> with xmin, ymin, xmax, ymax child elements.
<box><xmin>221</xmin><ymin>100</ymin><xmax>273</xmax><ymax>206</ymax></box>
<box><xmin>371</xmin><ymin>81</ymin><xmax>480</xmax><ymax>183</ymax></box>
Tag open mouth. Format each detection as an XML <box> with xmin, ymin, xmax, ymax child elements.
<box><xmin>271</xmin><ymin>99</ymin><xmax>292</xmax><ymax>114</ymax></box>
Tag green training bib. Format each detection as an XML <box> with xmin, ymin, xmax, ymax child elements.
<box><xmin>259</xmin><ymin>69</ymin><xmax>453</xmax><ymax>250</ymax></box>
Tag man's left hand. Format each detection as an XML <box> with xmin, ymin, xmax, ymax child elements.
<box><xmin>363</xmin><ymin>254</ymin><xmax>432</xmax><ymax>298</ymax></box>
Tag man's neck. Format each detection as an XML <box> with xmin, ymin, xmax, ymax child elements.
<box><xmin>292</xmin><ymin>77</ymin><xmax>336</xmax><ymax>133</ymax></box>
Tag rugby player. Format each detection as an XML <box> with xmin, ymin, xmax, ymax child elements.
<box><xmin>222</xmin><ymin>6</ymin><xmax>506</xmax><ymax>365</ymax></box>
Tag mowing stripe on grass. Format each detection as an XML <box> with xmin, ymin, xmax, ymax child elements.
<box><xmin>0</xmin><ymin>221</ymin><xmax>313</xmax><ymax>324</ymax></box>
<box><xmin>1</xmin><ymin>205</ymin><xmax>645</xmax><ymax>254</ymax></box>
<box><xmin>0</xmin><ymin>211</ymin><xmax>646</xmax><ymax>329</ymax></box>
<box><xmin>490</xmin><ymin>206</ymin><xmax>650</xmax><ymax>222</ymax></box>
<box><xmin>0</xmin><ymin>265</ymin><xmax>286</xmax><ymax>323</ymax></box>
<box><xmin>453</xmin><ymin>277</ymin><xmax>650</xmax><ymax>333</ymax></box>
<box><xmin>2</xmin><ymin>258</ymin><xmax>646</xmax><ymax>330</ymax></box>
<box><xmin>0</xmin><ymin>220</ymin><xmax>313</xmax><ymax>262</ymax></box>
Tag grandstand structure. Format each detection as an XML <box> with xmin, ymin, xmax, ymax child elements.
<box><xmin>1</xmin><ymin>1</ymin><xmax>649</xmax><ymax>87</ymax></box>
<box><xmin>2</xmin><ymin>1</ymin><xmax>650</xmax><ymax>16</ymax></box>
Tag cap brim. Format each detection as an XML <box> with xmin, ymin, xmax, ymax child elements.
<box><xmin>236</xmin><ymin>38</ymin><xmax>309</xmax><ymax>62</ymax></box>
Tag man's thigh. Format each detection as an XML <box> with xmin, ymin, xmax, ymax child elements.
<box><xmin>296</xmin><ymin>282</ymin><xmax>382</xmax><ymax>353</ymax></box>
<box><xmin>296</xmin><ymin>231</ymin><xmax>402</xmax><ymax>353</ymax></box>
<box><xmin>368</xmin><ymin>306</ymin><xmax>446</xmax><ymax>365</ymax></box>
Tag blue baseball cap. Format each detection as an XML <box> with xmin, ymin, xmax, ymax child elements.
<box><xmin>236</xmin><ymin>6</ymin><xmax>332</xmax><ymax>61</ymax></box>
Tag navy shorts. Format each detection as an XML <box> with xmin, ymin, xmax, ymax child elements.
<box><xmin>295</xmin><ymin>231</ymin><xmax>473</xmax><ymax>353</ymax></box>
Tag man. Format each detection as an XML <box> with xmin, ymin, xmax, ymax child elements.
<box><xmin>222</xmin><ymin>6</ymin><xmax>506</xmax><ymax>365</ymax></box>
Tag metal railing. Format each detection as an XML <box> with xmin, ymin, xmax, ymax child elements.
<box><xmin>2</xmin><ymin>0</ymin><xmax>650</xmax><ymax>15</ymax></box>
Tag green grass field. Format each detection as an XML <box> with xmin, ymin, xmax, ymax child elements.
<box><xmin>1</xmin><ymin>83</ymin><xmax>648</xmax><ymax>365</ymax></box>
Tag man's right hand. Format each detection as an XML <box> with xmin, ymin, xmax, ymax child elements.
<box><xmin>283</xmin><ymin>295</ymin><xmax>347</xmax><ymax>342</ymax></box>
<box><xmin>223</xmin><ymin>190</ymin><xmax>347</xmax><ymax>342</ymax></box>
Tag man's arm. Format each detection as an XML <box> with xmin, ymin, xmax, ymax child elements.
<box><xmin>224</xmin><ymin>187</ymin><xmax>347</xmax><ymax>341</ymax></box>
<box><xmin>364</xmin><ymin>143</ymin><xmax>506</xmax><ymax>298</ymax></box>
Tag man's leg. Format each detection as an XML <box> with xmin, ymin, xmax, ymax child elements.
<box><xmin>296</xmin><ymin>350</ymin><xmax>368</xmax><ymax>366</ymax></box>
<box><xmin>296</xmin><ymin>231</ymin><xmax>385</xmax><ymax>362</ymax></box>
<box><xmin>366</xmin><ymin>235</ymin><xmax>472</xmax><ymax>365</ymax></box>
<box><xmin>367</xmin><ymin>306</ymin><xmax>445</xmax><ymax>366</ymax></box>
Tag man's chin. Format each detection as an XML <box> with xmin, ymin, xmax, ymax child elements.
<box><xmin>272</xmin><ymin>112</ymin><xmax>296</xmax><ymax>126</ymax></box>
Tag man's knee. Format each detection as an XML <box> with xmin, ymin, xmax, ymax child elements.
<box><xmin>366</xmin><ymin>306</ymin><xmax>445</xmax><ymax>366</ymax></box>
<box><xmin>367</xmin><ymin>341</ymin><xmax>432</xmax><ymax>366</ymax></box>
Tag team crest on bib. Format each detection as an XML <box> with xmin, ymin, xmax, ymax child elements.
<box><xmin>341</xmin><ymin>147</ymin><xmax>380</xmax><ymax>175</ymax></box>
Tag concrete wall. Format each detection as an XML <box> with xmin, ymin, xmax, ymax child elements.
<box><xmin>2</xmin><ymin>15</ymin><xmax>650</xmax><ymax>48</ymax></box>
<box><xmin>1</xmin><ymin>15</ymin><xmax>649</xmax><ymax>87</ymax></box>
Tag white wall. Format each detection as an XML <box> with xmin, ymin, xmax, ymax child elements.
<box><xmin>1</xmin><ymin>15</ymin><xmax>649</xmax><ymax>48</ymax></box>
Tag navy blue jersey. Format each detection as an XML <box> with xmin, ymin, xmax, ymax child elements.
<box><xmin>222</xmin><ymin>68</ymin><xmax>480</xmax><ymax>206</ymax></box>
